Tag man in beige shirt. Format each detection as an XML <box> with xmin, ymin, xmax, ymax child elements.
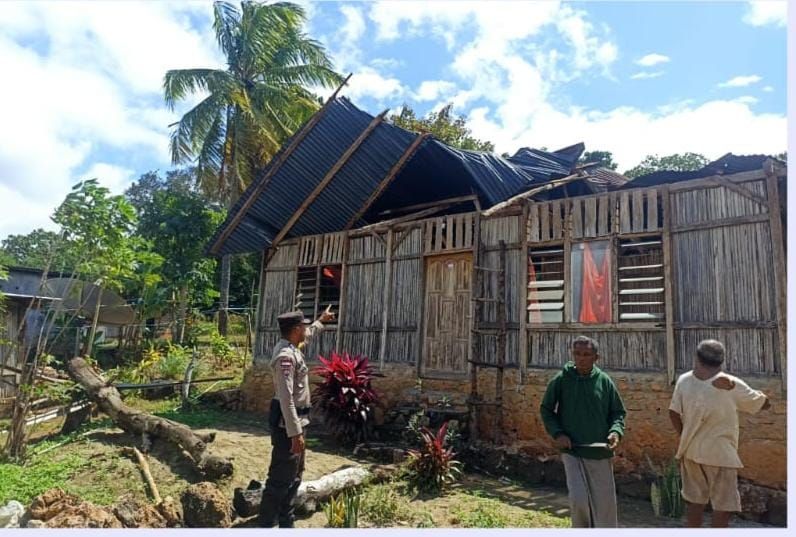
<box><xmin>669</xmin><ymin>339</ymin><xmax>770</xmax><ymax>527</ymax></box>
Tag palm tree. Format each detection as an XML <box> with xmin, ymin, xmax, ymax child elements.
<box><xmin>164</xmin><ymin>1</ymin><xmax>343</xmax><ymax>334</ymax></box>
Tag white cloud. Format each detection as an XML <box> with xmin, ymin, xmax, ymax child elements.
<box><xmin>83</xmin><ymin>163</ymin><xmax>136</xmax><ymax>195</ymax></box>
<box><xmin>0</xmin><ymin>2</ymin><xmax>223</xmax><ymax>238</ymax></box>
<box><xmin>743</xmin><ymin>1</ymin><xmax>787</xmax><ymax>27</ymax></box>
<box><xmin>635</xmin><ymin>53</ymin><xmax>670</xmax><ymax>67</ymax></box>
<box><xmin>762</xmin><ymin>85</ymin><xmax>775</xmax><ymax>92</ymax></box>
<box><xmin>734</xmin><ymin>95</ymin><xmax>759</xmax><ymax>105</ymax></box>
<box><xmin>414</xmin><ymin>80</ymin><xmax>458</xmax><ymax>102</ymax></box>
<box><xmin>718</xmin><ymin>75</ymin><xmax>763</xmax><ymax>88</ymax></box>
<box><xmin>465</xmin><ymin>98</ymin><xmax>785</xmax><ymax>171</ymax></box>
<box><xmin>345</xmin><ymin>68</ymin><xmax>406</xmax><ymax>103</ymax></box>
<box><xmin>631</xmin><ymin>71</ymin><xmax>665</xmax><ymax>80</ymax></box>
<box><xmin>340</xmin><ymin>4</ymin><xmax>366</xmax><ymax>44</ymax></box>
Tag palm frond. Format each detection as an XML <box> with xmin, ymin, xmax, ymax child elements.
<box><xmin>163</xmin><ymin>69</ymin><xmax>231</xmax><ymax>110</ymax></box>
<box><xmin>169</xmin><ymin>95</ymin><xmax>224</xmax><ymax>165</ymax></box>
<box><xmin>212</xmin><ymin>1</ymin><xmax>241</xmax><ymax>61</ymax></box>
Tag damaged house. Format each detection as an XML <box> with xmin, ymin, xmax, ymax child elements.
<box><xmin>208</xmin><ymin>92</ymin><xmax>787</xmax><ymax>522</ymax></box>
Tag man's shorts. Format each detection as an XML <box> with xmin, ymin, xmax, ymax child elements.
<box><xmin>680</xmin><ymin>458</ymin><xmax>742</xmax><ymax>512</ymax></box>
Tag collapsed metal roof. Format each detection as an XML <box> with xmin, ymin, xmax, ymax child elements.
<box><xmin>208</xmin><ymin>95</ymin><xmax>604</xmax><ymax>257</ymax></box>
<box><xmin>622</xmin><ymin>154</ymin><xmax>780</xmax><ymax>189</ymax></box>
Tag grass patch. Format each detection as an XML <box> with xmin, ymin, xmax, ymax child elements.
<box><xmin>0</xmin><ymin>453</ymin><xmax>88</xmax><ymax>505</ymax></box>
<box><xmin>361</xmin><ymin>482</ymin><xmax>411</xmax><ymax>526</ymax></box>
<box><xmin>451</xmin><ymin>491</ymin><xmax>570</xmax><ymax>528</ymax></box>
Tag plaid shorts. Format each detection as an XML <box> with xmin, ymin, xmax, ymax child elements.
<box><xmin>680</xmin><ymin>458</ymin><xmax>742</xmax><ymax>512</ymax></box>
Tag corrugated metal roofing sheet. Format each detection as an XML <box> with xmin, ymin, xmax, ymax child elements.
<box><xmin>622</xmin><ymin>154</ymin><xmax>772</xmax><ymax>189</ymax></box>
<box><xmin>208</xmin><ymin>97</ymin><xmax>587</xmax><ymax>257</ymax></box>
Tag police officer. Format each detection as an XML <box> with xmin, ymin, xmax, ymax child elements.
<box><xmin>258</xmin><ymin>306</ymin><xmax>334</xmax><ymax>528</ymax></box>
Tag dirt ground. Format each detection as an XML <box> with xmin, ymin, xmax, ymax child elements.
<box><xmin>5</xmin><ymin>407</ymin><xmax>773</xmax><ymax>529</ymax></box>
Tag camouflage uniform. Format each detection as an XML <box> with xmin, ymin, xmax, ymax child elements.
<box><xmin>258</xmin><ymin>311</ymin><xmax>323</xmax><ymax>528</ymax></box>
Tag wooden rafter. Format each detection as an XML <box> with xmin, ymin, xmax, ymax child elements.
<box><xmin>268</xmin><ymin>109</ymin><xmax>388</xmax><ymax>250</ymax></box>
<box><xmin>209</xmin><ymin>73</ymin><xmax>352</xmax><ymax>255</ymax></box>
<box><xmin>377</xmin><ymin>194</ymin><xmax>479</xmax><ymax>216</ymax></box>
<box><xmin>344</xmin><ymin>133</ymin><xmax>430</xmax><ymax>230</ymax></box>
<box><xmin>481</xmin><ymin>172</ymin><xmax>585</xmax><ymax>217</ymax></box>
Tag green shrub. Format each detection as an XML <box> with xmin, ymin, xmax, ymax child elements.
<box><xmin>650</xmin><ymin>457</ymin><xmax>684</xmax><ymax>519</ymax></box>
<box><xmin>361</xmin><ymin>483</ymin><xmax>409</xmax><ymax>526</ymax></box>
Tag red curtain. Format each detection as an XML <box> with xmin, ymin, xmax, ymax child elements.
<box><xmin>579</xmin><ymin>243</ymin><xmax>612</xmax><ymax>323</ymax></box>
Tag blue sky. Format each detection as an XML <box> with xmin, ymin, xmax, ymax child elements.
<box><xmin>0</xmin><ymin>0</ymin><xmax>787</xmax><ymax>238</ymax></box>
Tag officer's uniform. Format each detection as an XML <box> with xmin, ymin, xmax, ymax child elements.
<box><xmin>258</xmin><ymin>311</ymin><xmax>324</xmax><ymax>528</ymax></box>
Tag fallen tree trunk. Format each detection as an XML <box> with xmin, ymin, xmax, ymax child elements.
<box><xmin>66</xmin><ymin>357</ymin><xmax>232</xmax><ymax>480</ymax></box>
<box><xmin>233</xmin><ymin>466</ymin><xmax>371</xmax><ymax>518</ymax></box>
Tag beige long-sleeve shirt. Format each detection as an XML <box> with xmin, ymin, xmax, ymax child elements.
<box><xmin>269</xmin><ymin>320</ymin><xmax>324</xmax><ymax>438</ymax></box>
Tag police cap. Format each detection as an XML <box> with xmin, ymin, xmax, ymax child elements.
<box><xmin>277</xmin><ymin>311</ymin><xmax>311</xmax><ymax>331</ymax></box>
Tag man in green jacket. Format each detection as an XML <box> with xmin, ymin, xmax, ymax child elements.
<box><xmin>540</xmin><ymin>336</ymin><xmax>626</xmax><ymax>528</ymax></box>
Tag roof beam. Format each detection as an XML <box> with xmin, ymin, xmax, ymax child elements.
<box><xmin>481</xmin><ymin>171</ymin><xmax>585</xmax><ymax>217</ymax></box>
<box><xmin>344</xmin><ymin>132</ymin><xmax>430</xmax><ymax>230</ymax></box>
<box><xmin>377</xmin><ymin>194</ymin><xmax>478</xmax><ymax>216</ymax></box>
<box><xmin>209</xmin><ymin>73</ymin><xmax>352</xmax><ymax>256</ymax></box>
<box><xmin>268</xmin><ymin>109</ymin><xmax>388</xmax><ymax>249</ymax></box>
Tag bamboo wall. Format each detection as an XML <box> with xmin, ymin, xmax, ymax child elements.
<box><xmin>0</xmin><ymin>300</ymin><xmax>22</xmax><ymax>397</ymax></box>
<box><xmin>255</xmin><ymin>168</ymin><xmax>786</xmax><ymax>382</ymax></box>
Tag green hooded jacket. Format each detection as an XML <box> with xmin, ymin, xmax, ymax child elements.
<box><xmin>540</xmin><ymin>362</ymin><xmax>626</xmax><ymax>459</ymax></box>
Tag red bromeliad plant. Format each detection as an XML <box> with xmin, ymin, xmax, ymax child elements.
<box><xmin>312</xmin><ymin>352</ymin><xmax>379</xmax><ymax>444</ymax></box>
<box><xmin>405</xmin><ymin>421</ymin><xmax>462</xmax><ymax>494</ymax></box>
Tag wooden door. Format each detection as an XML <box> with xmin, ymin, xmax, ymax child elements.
<box><xmin>422</xmin><ymin>252</ymin><xmax>472</xmax><ymax>376</ymax></box>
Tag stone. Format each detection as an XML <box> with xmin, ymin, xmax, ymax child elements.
<box><xmin>29</xmin><ymin>489</ymin><xmax>82</xmax><ymax>522</ymax></box>
<box><xmin>765</xmin><ymin>490</ymin><xmax>786</xmax><ymax>527</ymax></box>
<box><xmin>738</xmin><ymin>482</ymin><xmax>769</xmax><ymax>517</ymax></box>
<box><xmin>158</xmin><ymin>496</ymin><xmax>183</xmax><ymax>528</ymax></box>
<box><xmin>0</xmin><ymin>500</ymin><xmax>25</xmax><ymax>528</ymax></box>
<box><xmin>45</xmin><ymin>503</ymin><xmax>123</xmax><ymax>528</ymax></box>
<box><xmin>181</xmin><ymin>482</ymin><xmax>232</xmax><ymax>528</ymax></box>
<box><xmin>25</xmin><ymin>520</ymin><xmax>46</xmax><ymax>528</ymax></box>
<box><xmin>113</xmin><ymin>496</ymin><xmax>167</xmax><ymax>528</ymax></box>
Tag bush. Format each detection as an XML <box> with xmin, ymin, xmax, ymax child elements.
<box><xmin>404</xmin><ymin>421</ymin><xmax>462</xmax><ymax>494</ymax></box>
<box><xmin>361</xmin><ymin>483</ymin><xmax>409</xmax><ymax>526</ymax></box>
<box><xmin>311</xmin><ymin>352</ymin><xmax>379</xmax><ymax>444</ymax></box>
<box><xmin>324</xmin><ymin>489</ymin><xmax>360</xmax><ymax>528</ymax></box>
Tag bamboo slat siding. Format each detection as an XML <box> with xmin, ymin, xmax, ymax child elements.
<box><xmin>676</xmin><ymin>328</ymin><xmax>777</xmax><ymax>375</ymax></box>
<box><xmin>671</xmin><ymin>181</ymin><xmax>767</xmax><ymax>227</ymax></box>
<box><xmin>423</xmin><ymin>214</ymin><xmax>475</xmax><ymax>253</ymax></box>
<box><xmin>254</xmin><ymin>172</ymin><xmax>784</xmax><ymax>378</ymax></box>
<box><xmin>342</xmin><ymin>331</ymin><xmax>380</xmax><ymax>363</ymax></box>
<box><xmin>482</xmin><ymin>215</ymin><xmax>521</xmax><ymax>246</ymax></box>
<box><xmin>348</xmin><ymin>234</ymin><xmax>387</xmax><ymax>261</ymax></box>
<box><xmin>0</xmin><ymin>303</ymin><xmax>21</xmax><ymax>397</ymax></box>
<box><xmin>672</xmin><ymin>223</ymin><xmax>776</xmax><ymax>322</ymax></box>
<box><xmin>258</xmin><ymin>270</ymin><xmax>298</xmax><ymax>330</ymax></box>
<box><xmin>342</xmin><ymin>262</ymin><xmax>385</xmax><ymax>329</ymax></box>
<box><xmin>302</xmin><ymin>329</ymin><xmax>338</xmax><ymax>362</ymax></box>
<box><xmin>388</xmin><ymin>258</ymin><xmax>422</xmax><ymax>330</ymax></box>
<box><xmin>528</xmin><ymin>329</ymin><xmax>666</xmax><ymax>370</ymax></box>
<box><xmin>269</xmin><ymin>243</ymin><xmax>299</xmax><ymax>268</ymax></box>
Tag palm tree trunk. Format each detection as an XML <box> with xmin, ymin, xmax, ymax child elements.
<box><xmin>218</xmin><ymin>255</ymin><xmax>231</xmax><ymax>336</ymax></box>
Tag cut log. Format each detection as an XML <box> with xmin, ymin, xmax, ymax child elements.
<box><xmin>66</xmin><ymin>356</ymin><xmax>232</xmax><ymax>480</ymax></box>
<box><xmin>126</xmin><ymin>447</ymin><xmax>162</xmax><ymax>504</ymax></box>
<box><xmin>233</xmin><ymin>466</ymin><xmax>371</xmax><ymax>518</ymax></box>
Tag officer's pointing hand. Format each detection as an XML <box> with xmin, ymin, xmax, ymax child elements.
<box><xmin>319</xmin><ymin>305</ymin><xmax>335</xmax><ymax>323</ymax></box>
<box><xmin>291</xmin><ymin>433</ymin><xmax>305</xmax><ymax>454</ymax></box>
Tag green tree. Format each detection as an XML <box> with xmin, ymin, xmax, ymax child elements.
<box><xmin>53</xmin><ymin>179</ymin><xmax>162</xmax><ymax>355</ymax></box>
<box><xmin>775</xmin><ymin>151</ymin><xmax>787</xmax><ymax>163</ymax></box>
<box><xmin>0</xmin><ymin>229</ymin><xmax>77</xmax><ymax>271</ymax></box>
<box><xmin>579</xmin><ymin>150</ymin><xmax>618</xmax><ymax>170</ymax></box>
<box><xmin>129</xmin><ymin>170</ymin><xmax>225</xmax><ymax>343</ymax></box>
<box><xmin>390</xmin><ymin>104</ymin><xmax>495</xmax><ymax>152</ymax></box>
<box><xmin>164</xmin><ymin>0</ymin><xmax>342</xmax><ymax>334</ymax></box>
<box><xmin>624</xmin><ymin>152</ymin><xmax>709</xmax><ymax>179</ymax></box>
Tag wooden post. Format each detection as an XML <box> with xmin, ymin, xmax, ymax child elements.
<box><xmin>661</xmin><ymin>186</ymin><xmax>677</xmax><ymax>385</ymax></box>
<box><xmin>335</xmin><ymin>233</ymin><xmax>351</xmax><ymax>352</ymax></box>
<box><xmin>468</xmin><ymin>212</ymin><xmax>482</xmax><ymax>443</ymax></box>
<box><xmin>495</xmin><ymin>240</ymin><xmax>507</xmax><ymax>445</ymax></box>
<box><xmin>764</xmin><ymin>162</ymin><xmax>787</xmax><ymax>392</ymax></box>
<box><xmin>378</xmin><ymin>229</ymin><xmax>394</xmax><ymax>369</ymax></box>
<box><xmin>519</xmin><ymin>203</ymin><xmax>529</xmax><ymax>378</ymax></box>
<box><xmin>563</xmin><ymin>201</ymin><xmax>573</xmax><ymax>323</ymax></box>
